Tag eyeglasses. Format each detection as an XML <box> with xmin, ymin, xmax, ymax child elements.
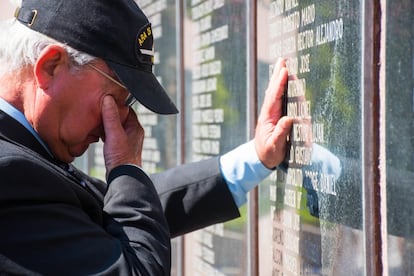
<box><xmin>87</xmin><ymin>64</ymin><xmax>137</xmax><ymax>107</ymax></box>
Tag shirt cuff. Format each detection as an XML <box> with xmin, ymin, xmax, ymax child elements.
<box><xmin>219</xmin><ymin>140</ymin><xmax>272</xmax><ymax>207</ymax></box>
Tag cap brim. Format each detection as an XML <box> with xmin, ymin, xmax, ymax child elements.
<box><xmin>106</xmin><ymin>61</ymin><xmax>179</xmax><ymax>115</ymax></box>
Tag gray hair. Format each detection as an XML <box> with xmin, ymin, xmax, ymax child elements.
<box><xmin>0</xmin><ymin>18</ymin><xmax>96</xmax><ymax>76</ymax></box>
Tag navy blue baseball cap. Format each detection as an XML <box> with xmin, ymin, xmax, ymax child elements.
<box><xmin>15</xmin><ymin>0</ymin><xmax>178</xmax><ymax>114</ymax></box>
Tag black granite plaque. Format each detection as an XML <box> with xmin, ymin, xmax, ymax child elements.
<box><xmin>183</xmin><ymin>0</ymin><xmax>249</xmax><ymax>274</ymax></box>
<box><xmin>137</xmin><ymin>0</ymin><xmax>179</xmax><ymax>174</ymax></box>
<box><xmin>257</xmin><ymin>0</ymin><xmax>364</xmax><ymax>274</ymax></box>
<box><xmin>385</xmin><ymin>0</ymin><xmax>414</xmax><ymax>274</ymax></box>
<box><xmin>137</xmin><ymin>1</ymin><xmax>181</xmax><ymax>275</ymax></box>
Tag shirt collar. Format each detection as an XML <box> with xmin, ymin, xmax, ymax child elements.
<box><xmin>0</xmin><ymin>97</ymin><xmax>54</xmax><ymax>157</ymax></box>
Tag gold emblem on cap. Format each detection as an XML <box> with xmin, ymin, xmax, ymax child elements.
<box><xmin>137</xmin><ymin>26</ymin><xmax>152</xmax><ymax>47</ymax></box>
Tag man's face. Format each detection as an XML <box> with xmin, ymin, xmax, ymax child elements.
<box><xmin>33</xmin><ymin>61</ymin><xmax>131</xmax><ymax>163</ymax></box>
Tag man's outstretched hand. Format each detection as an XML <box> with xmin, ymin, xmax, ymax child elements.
<box><xmin>255</xmin><ymin>59</ymin><xmax>293</xmax><ymax>169</ymax></box>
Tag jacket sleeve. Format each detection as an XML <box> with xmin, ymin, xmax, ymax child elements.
<box><xmin>0</xmin><ymin>152</ymin><xmax>170</xmax><ymax>276</ymax></box>
<box><xmin>84</xmin><ymin>157</ymin><xmax>240</xmax><ymax>238</ymax></box>
<box><xmin>151</xmin><ymin>157</ymin><xmax>240</xmax><ymax>238</ymax></box>
<box><xmin>103</xmin><ymin>165</ymin><xmax>171</xmax><ymax>275</ymax></box>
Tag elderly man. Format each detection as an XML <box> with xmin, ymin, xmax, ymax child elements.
<box><xmin>0</xmin><ymin>0</ymin><xmax>292</xmax><ymax>275</ymax></box>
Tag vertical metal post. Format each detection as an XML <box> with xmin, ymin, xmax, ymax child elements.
<box><xmin>177</xmin><ymin>1</ymin><xmax>185</xmax><ymax>275</ymax></box>
<box><xmin>247</xmin><ymin>0</ymin><xmax>259</xmax><ymax>275</ymax></box>
<box><xmin>362</xmin><ymin>0</ymin><xmax>383</xmax><ymax>274</ymax></box>
<box><xmin>379</xmin><ymin>0</ymin><xmax>389</xmax><ymax>273</ymax></box>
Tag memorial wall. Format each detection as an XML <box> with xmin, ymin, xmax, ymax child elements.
<box><xmin>137</xmin><ymin>1</ymin><xmax>182</xmax><ymax>275</ymax></box>
<box><xmin>2</xmin><ymin>0</ymin><xmax>414</xmax><ymax>275</ymax></box>
<box><xmin>257</xmin><ymin>1</ymin><xmax>364</xmax><ymax>275</ymax></box>
<box><xmin>182</xmin><ymin>1</ymin><xmax>249</xmax><ymax>275</ymax></box>
<box><xmin>385</xmin><ymin>0</ymin><xmax>414</xmax><ymax>274</ymax></box>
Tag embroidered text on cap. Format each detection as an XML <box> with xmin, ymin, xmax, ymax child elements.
<box><xmin>135</xmin><ymin>23</ymin><xmax>154</xmax><ymax>67</ymax></box>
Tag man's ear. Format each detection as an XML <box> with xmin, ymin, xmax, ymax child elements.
<box><xmin>34</xmin><ymin>45</ymin><xmax>69</xmax><ymax>89</ymax></box>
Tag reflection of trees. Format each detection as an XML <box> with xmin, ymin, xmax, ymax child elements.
<box><xmin>185</xmin><ymin>1</ymin><xmax>247</xmax><ymax>155</ymax></box>
<box><xmin>307</xmin><ymin>0</ymin><xmax>361</xmax><ymax>159</ymax></box>
<box><xmin>210</xmin><ymin>1</ymin><xmax>247</xmax><ymax>153</ymax></box>
<box><xmin>183</xmin><ymin>1</ymin><xmax>250</xmax><ymax>273</ymax></box>
<box><xmin>267</xmin><ymin>0</ymin><xmax>364</xmax><ymax>274</ymax></box>
<box><xmin>201</xmin><ymin>1</ymin><xmax>248</xmax><ymax>233</ymax></box>
<box><xmin>281</xmin><ymin>0</ymin><xmax>363</xmax><ymax>229</ymax></box>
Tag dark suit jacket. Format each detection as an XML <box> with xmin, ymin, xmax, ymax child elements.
<box><xmin>0</xmin><ymin>110</ymin><xmax>240</xmax><ymax>275</ymax></box>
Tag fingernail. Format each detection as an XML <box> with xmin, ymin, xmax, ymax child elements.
<box><xmin>103</xmin><ymin>95</ymin><xmax>114</xmax><ymax>107</ymax></box>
